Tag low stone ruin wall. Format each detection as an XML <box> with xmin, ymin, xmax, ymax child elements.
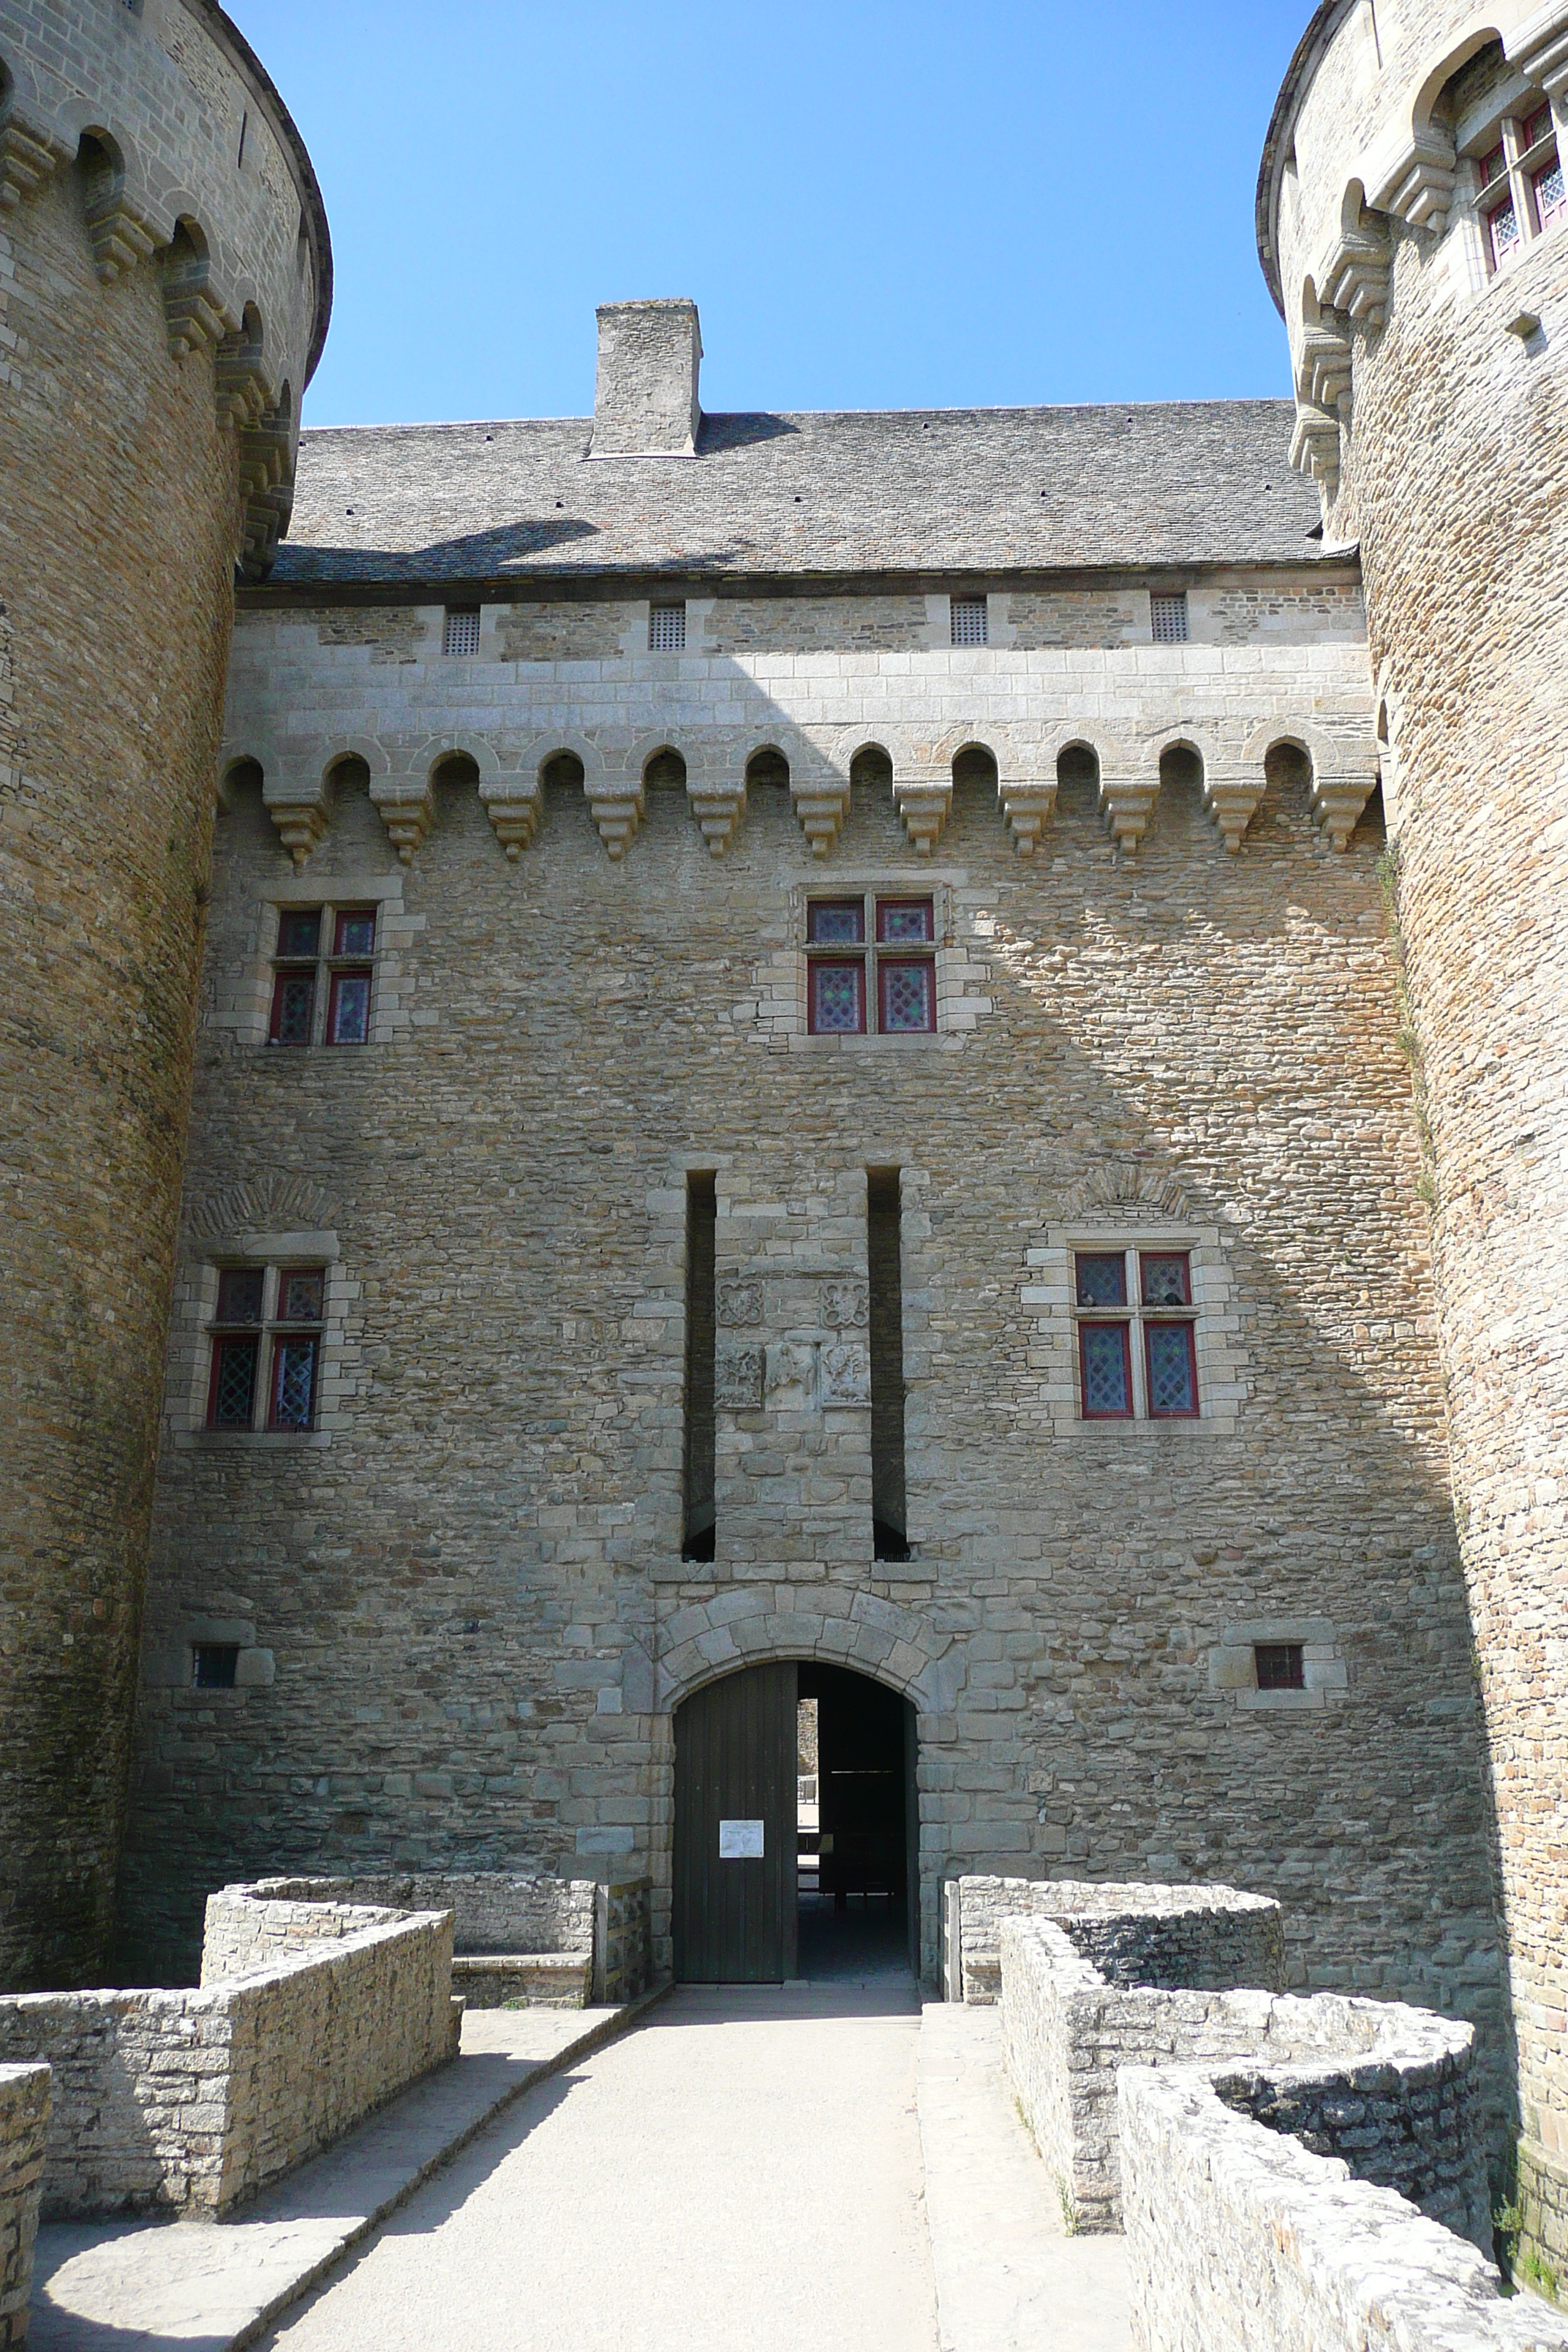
<box><xmin>0</xmin><ymin>2066</ymin><xmax>48</xmax><ymax>2348</ymax></box>
<box><xmin>0</xmin><ymin>1898</ymin><xmax>455</xmax><ymax>2219</ymax></box>
<box><xmin>949</xmin><ymin>1874</ymin><xmax>1284</xmax><ymax>2005</ymax></box>
<box><xmin>1121</xmin><ymin>2062</ymin><xmax>1568</xmax><ymax>2352</ymax></box>
<box><xmin>1002</xmin><ymin>1910</ymin><xmax>1491</xmax><ymax>2239</ymax></box>
<box><xmin>238</xmin><ymin>1872</ymin><xmax>651</xmax><ymax>2006</ymax></box>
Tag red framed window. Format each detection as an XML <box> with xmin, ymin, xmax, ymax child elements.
<box><xmin>206</xmin><ymin>1263</ymin><xmax>325</xmax><ymax>1434</ymax></box>
<box><xmin>1076</xmin><ymin>1252</ymin><xmax>1128</xmax><ymax>1309</ymax></box>
<box><xmin>327</xmin><ymin>969</ymin><xmax>372</xmax><ymax>1044</ymax></box>
<box><xmin>1480</xmin><ymin>140</ymin><xmax>1508</xmax><ymax>187</ymax></box>
<box><xmin>878</xmin><ymin>958</ymin><xmax>935</xmax><ymax>1033</ymax></box>
<box><xmin>1522</xmin><ymin>106</ymin><xmax>1554</xmax><ymax>155</ymax></box>
<box><xmin>333</xmin><ymin>908</ymin><xmax>377</xmax><ymax>958</ymax></box>
<box><xmin>1141</xmin><ymin>1251</ymin><xmax>1191</xmax><ymax>1308</ymax></box>
<box><xmin>1534</xmin><ymin>151</ymin><xmax>1567</xmax><ymax>231</ymax></box>
<box><xmin>809</xmin><ymin>900</ymin><xmax>865</xmax><ymax>944</ymax></box>
<box><xmin>1145</xmin><ymin>1320</ymin><xmax>1199</xmax><ymax>1417</ymax></box>
<box><xmin>1488</xmin><ymin>189</ymin><xmax>1525</xmax><ymax>266</ymax></box>
<box><xmin>876</xmin><ymin>897</ymin><xmax>933</xmax><ymax>943</ymax></box>
<box><xmin>269</xmin><ymin>904</ymin><xmax>377</xmax><ymax>1047</ymax></box>
<box><xmin>810</xmin><ymin>960</ymin><xmax>866</xmax><ymax>1033</ymax></box>
<box><xmin>1079</xmin><ymin>1321</ymin><xmax>1133</xmax><ymax>1418</ymax></box>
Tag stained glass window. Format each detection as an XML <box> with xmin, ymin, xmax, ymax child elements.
<box><xmin>810</xmin><ymin>960</ymin><xmax>865</xmax><ymax>1033</ymax></box>
<box><xmin>1079</xmin><ymin>1323</ymin><xmax>1132</xmax><ymax>1417</ymax></box>
<box><xmin>1075</xmin><ymin>1253</ymin><xmax>1127</xmax><ymax>1308</ymax></box>
<box><xmin>277</xmin><ymin>1268</ymin><xmax>325</xmax><ymax>1324</ymax></box>
<box><xmin>1146</xmin><ymin>1322</ymin><xmax>1199</xmax><ymax>1416</ymax></box>
<box><xmin>216</xmin><ymin>1267</ymin><xmax>264</xmax><ymax>1324</ymax></box>
<box><xmin>1141</xmin><ymin>1252</ymin><xmax>1191</xmax><ymax>1308</ymax></box>
<box><xmin>333</xmin><ymin>908</ymin><xmax>377</xmax><ymax>957</ymax></box>
<box><xmin>276</xmin><ymin>908</ymin><xmax>321</xmax><ymax>959</ymax></box>
<box><xmin>328</xmin><ymin>970</ymin><xmax>372</xmax><ymax>1045</ymax></box>
<box><xmin>809</xmin><ymin>901</ymin><xmax>865</xmax><ymax>944</ymax></box>
<box><xmin>269</xmin><ymin>968</ymin><xmax>315</xmax><ymax>1046</ymax></box>
<box><xmin>208</xmin><ymin>1335</ymin><xmax>258</xmax><ymax>1428</ymax></box>
<box><xmin>876</xmin><ymin>897</ymin><xmax>934</xmax><ymax>943</ymax></box>
<box><xmin>270</xmin><ymin>1334</ymin><xmax>319</xmax><ymax>1431</ymax></box>
<box><xmin>1488</xmin><ymin>195</ymin><xmax>1523</xmax><ymax>265</ymax></box>
<box><xmin>879</xmin><ymin>959</ymin><xmax>935</xmax><ymax>1033</ymax></box>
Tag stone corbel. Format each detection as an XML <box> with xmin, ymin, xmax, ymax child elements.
<box><xmin>266</xmin><ymin>799</ymin><xmax>331</xmax><ymax>872</ymax></box>
<box><xmin>792</xmin><ymin>780</ymin><xmax>851</xmax><ymax>859</ymax></box>
<box><xmin>1319</xmin><ymin>218</ymin><xmax>1390</xmax><ymax>328</ymax></box>
<box><xmin>1515</xmin><ymin>26</ymin><xmax>1568</xmax><ymax>108</ymax></box>
<box><xmin>686</xmin><ymin>774</ymin><xmax>745</xmax><ymax>857</ymax></box>
<box><xmin>1289</xmin><ymin>403</ymin><xmax>1342</xmax><ymax>490</ymax></box>
<box><xmin>1311</xmin><ymin>766</ymin><xmax>1379</xmax><ymax>851</ymax></box>
<box><xmin>83</xmin><ymin>189</ymin><xmax>158</xmax><ymax>282</ymax></box>
<box><xmin>587</xmin><ymin>780</ymin><xmax>644</xmax><ymax>859</ymax></box>
<box><xmin>214</xmin><ymin>333</ymin><xmax>274</xmax><ymax>432</ymax></box>
<box><xmin>1371</xmin><ymin>127</ymin><xmax>1458</xmax><ymax>235</ymax></box>
<box><xmin>163</xmin><ymin>260</ymin><xmax>227</xmax><ymax>363</ymax></box>
<box><xmin>894</xmin><ymin>778</ymin><xmax>952</xmax><ymax>856</ymax></box>
<box><xmin>1296</xmin><ymin>322</ymin><xmax>1353</xmax><ymax>415</ymax></box>
<box><xmin>0</xmin><ymin>116</ymin><xmax>70</xmax><ymax>209</ymax></box>
<box><xmin>370</xmin><ymin>780</ymin><xmax>434</xmax><ymax>864</ymax></box>
<box><xmin>1098</xmin><ymin>770</ymin><xmax>1159</xmax><ymax>854</ymax></box>
<box><xmin>998</xmin><ymin>778</ymin><xmax>1058</xmax><ymax>855</ymax></box>
<box><xmin>1203</xmin><ymin>766</ymin><xmax>1265</xmax><ymax>854</ymax></box>
<box><xmin>480</xmin><ymin>779</ymin><xmax>543</xmax><ymax>860</ymax></box>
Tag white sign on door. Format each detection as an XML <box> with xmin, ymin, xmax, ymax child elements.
<box><xmin>719</xmin><ymin>1818</ymin><xmax>765</xmax><ymax>1859</ymax></box>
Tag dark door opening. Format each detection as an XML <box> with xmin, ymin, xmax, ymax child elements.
<box><xmin>672</xmin><ymin>1660</ymin><xmax>918</xmax><ymax>1985</ymax></box>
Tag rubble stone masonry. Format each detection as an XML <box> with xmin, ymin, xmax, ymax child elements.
<box><xmin>0</xmin><ymin>0</ymin><xmax>325</xmax><ymax>1991</ymax></box>
<box><xmin>119</xmin><ymin>602</ymin><xmax>1507</xmax><ymax>2122</ymax></box>
<box><xmin>1267</xmin><ymin>0</ymin><xmax>1568</xmax><ymax>2274</ymax></box>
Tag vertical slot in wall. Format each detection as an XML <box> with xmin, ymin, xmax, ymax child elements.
<box><xmin>867</xmin><ymin>1166</ymin><xmax>910</xmax><ymax>1561</ymax></box>
<box><xmin>682</xmin><ymin>1171</ymin><xmax>717</xmax><ymax>1561</ymax></box>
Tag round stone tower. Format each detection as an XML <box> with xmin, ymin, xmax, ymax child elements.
<box><xmin>1261</xmin><ymin>0</ymin><xmax>1568</xmax><ymax>2270</ymax></box>
<box><xmin>0</xmin><ymin>0</ymin><xmax>328</xmax><ymax>1987</ymax></box>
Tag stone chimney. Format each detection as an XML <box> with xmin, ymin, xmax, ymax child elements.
<box><xmin>589</xmin><ymin>299</ymin><xmax>702</xmax><ymax>458</ymax></box>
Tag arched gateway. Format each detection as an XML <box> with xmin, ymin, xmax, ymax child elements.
<box><xmin>672</xmin><ymin>1662</ymin><xmax>918</xmax><ymax>1984</ymax></box>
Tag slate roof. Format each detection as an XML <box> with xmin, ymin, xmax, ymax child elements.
<box><xmin>268</xmin><ymin>399</ymin><xmax>1327</xmax><ymax>591</ymax></box>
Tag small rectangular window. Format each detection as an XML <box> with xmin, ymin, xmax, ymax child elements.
<box><xmin>333</xmin><ymin>908</ymin><xmax>377</xmax><ymax>958</ymax></box>
<box><xmin>208</xmin><ymin>1335</ymin><xmax>260</xmax><ymax>1428</ymax></box>
<box><xmin>809</xmin><ymin>960</ymin><xmax>867</xmax><ymax>1035</ymax></box>
<box><xmin>1145</xmin><ymin>1319</ymin><xmax>1199</xmax><ymax>1417</ymax></box>
<box><xmin>649</xmin><ymin>602</ymin><xmax>687</xmax><ymax>651</ymax></box>
<box><xmin>276</xmin><ymin>908</ymin><xmax>322</xmax><ymax>959</ymax></box>
<box><xmin>268</xmin><ymin>969</ymin><xmax>316</xmax><ymax>1046</ymax></box>
<box><xmin>269</xmin><ymin>1333</ymin><xmax>320</xmax><ymax>1431</ymax></box>
<box><xmin>1523</xmin><ymin>105</ymin><xmax>1554</xmax><ymax>154</ymax></box>
<box><xmin>876</xmin><ymin>897</ymin><xmax>934</xmax><ymax>944</ymax></box>
<box><xmin>1487</xmin><ymin>192</ymin><xmax>1524</xmax><ymax>265</ymax></box>
<box><xmin>443</xmin><ymin>606</ymin><xmax>481</xmax><ymax>657</ymax></box>
<box><xmin>1534</xmin><ymin>153</ymin><xmax>1567</xmax><ymax>230</ymax></box>
<box><xmin>1076</xmin><ymin>1252</ymin><xmax>1128</xmax><ymax>1308</ymax></box>
<box><xmin>1140</xmin><ymin>1251</ymin><xmax>1191</xmax><ymax>1308</ymax></box>
<box><xmin>327</xmin><ymin>968</ymin><xmax>372</xmax><ymax>1045</ymax></box>
<box><xmin>950</xmin><ymin>595</ymin><xmax>988</xmax><ymax>647</ymax></box>
<box><xmin>215</xmin><ymin>1267</ymin><xmax>265</xmax><ymax>1324</ymax></box>
<box><xmin>276</xmin><ymin>1267</ymin><xmax>325</xmax><ymax>1324</ymax></box>
<box><xmin>809</xmin><ymin>900</ymin><xmax>867</xmax><ymax>944</ymax></box>
<box><xmin>1254</xmin><ymin>1642</ymin><xmax>1305</xmax><ymax>1692</ymax></box>
<box><xmin>192</xmin><ymin>1643</ymin><xmax>239</xmax><ymax>1689</ymax></box>
<box><xmin>1481</xmin><ymin>140</ymin><xmax>1508</xmax><ymax>186</ymax></box>
<box><xmin>1150</xmin><ymin>592</ymin><xmax>1189</xmax><ymax>644</ymax></box>
<box><xmin>878</xmin><ymin>958</ymin><xmax>936</xmax><ymax>1034</ymax></box>
<box><xmin>1079</xmin><ymin>1321</ymin><xmax>1134</xmax><ymax>1418</ymax></box>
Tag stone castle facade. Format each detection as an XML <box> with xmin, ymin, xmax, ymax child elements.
<box><xmin>0</xmin><ymin>0</ymin><xmax>1563</xmax><ymax>2284</ymax></box>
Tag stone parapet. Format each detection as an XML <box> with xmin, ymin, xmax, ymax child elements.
<box><xmin>1121</xmin><ymin>2056</ymin><xmax>1568</xmax><ymax>2351</ymax></box>
<box><xmin>0</xmin><ymin>2066</ymin><xmax>47</xmax><ymax>2348</ymax></box>
<box><xmin>0</xmin><ymin>1895</ymin><xmax>453</xmax><ymax>2217</ymax></box>
<box><xmin>949</xmin><ymin>1874</ymin><xmax>1284</xmax><ymax>2008</ymax></box>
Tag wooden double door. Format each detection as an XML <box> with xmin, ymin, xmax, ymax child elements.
<box><xmin>672</xmin><ymin>1659</ymin><xmax>918</xmax><ymax>1983</ymax></box>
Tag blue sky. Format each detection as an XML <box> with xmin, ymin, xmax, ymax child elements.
<box><xmin>225</xmin><ymin>1</ymin><xmax>1311</xmax><ymax>429</ymax></box>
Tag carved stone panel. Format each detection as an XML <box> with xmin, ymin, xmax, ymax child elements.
<box><xmin>715</xmin><ymin>1344</ymin><xmax>764</xmax><ymax>1411</ymax></box>
<box><xmin>717</xmin><ymin>1278</ymin><xmax>764</xmax><ymax>1327</ymax></box>
<box><xmin>821</xmin><ymin>1278</ymin><xmax>869</xmax><ymax>1330</ymax></box>
<box><xmin>819</xmin><ymin>1343</ymin><xmax>872</xmax><ymax>1407</ymax></box>
<box><xmin>764</xmin><ymin>1343</ymin><xmax>816</xmax><ymax>1411</ymax></box>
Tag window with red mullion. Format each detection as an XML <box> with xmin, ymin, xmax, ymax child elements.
<box><xmin>1145</xmin><ymin>1319</ymin><xmax>1199</xmax><ymax>1417</ymax></box>
<box><xmin>268</xmin><ymin>1332</ymin><xmax>320</xmax><ymax>1431</ymax></box>
<box><xmin>268</xmin><ymin>966</ymin><xmax>316</xmax><ymax>1046</ymax></box>
<box><xmin>1078</xmin><ymin>1321</ymin><xmax>1133</xmax><ymax>1419</ymax></box>
<box><xmin>327</xmin><ymin>968</ymin><xmax>372</xmax><ymax>1044</ymax></box>
<box><xmin>207</xmin><ymin>1334</ymin><xmax>260</xmax><ymax>1429</ymax></box>
<box><xmin>877</xmin><ymin>957</ymin><xmax>936</xmax><ymax>1034</ymax></box>
<box><xmin>808</xmin><ymin>958</ymin><xmax>866</xmax><ymax>1034</ymax></box>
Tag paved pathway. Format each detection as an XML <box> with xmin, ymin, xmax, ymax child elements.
<box><xmin>260</xmin><ymin>1983</ymin><xmax>940</xmax><ymax>2352</ymax></box>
